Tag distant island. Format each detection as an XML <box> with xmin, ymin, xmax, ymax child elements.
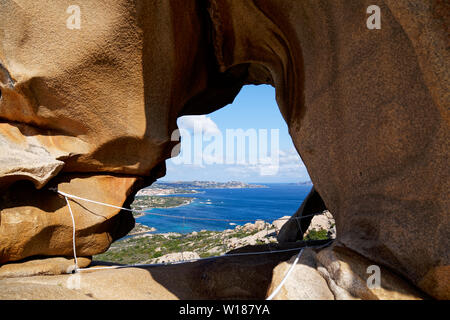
<box><xmin>156</xmin><ymin>181</ymin><xmax>268</xmax><ymax>189</ymax></box>
<box><xmin>131</xmin><ymin>196</ymin><xmax>194</xmax><ymax>214</ymax></box>
<box><xmin>288</xmin><ymin>181</ymin><xmax>313</xmax><ymax>186</ymax></box>
<box><xmin>135</xmin><ymin>181</ymin><xmax>267</xmax><ymax>197</ymax></box>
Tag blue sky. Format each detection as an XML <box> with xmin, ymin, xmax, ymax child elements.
<box><xmin>161</xmin><ymin>85</ymin><xmax>311</xmax><ymax>183</ymax></box>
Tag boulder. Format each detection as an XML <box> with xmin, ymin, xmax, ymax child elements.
<box><xmin>315</xmin><ymin>245</ymin><xmax>427</xmax><ymax>300</ymax></box>
<box><xmin>267</xmin><ymin>248</ymin><xmax>334</xmax><ymax>300</ymax></box>
<box><xmin>207</xmin><ymin>0</ymin><xmax>449</xmax><ymax>298</ymax></box>
<box><xmin>241</xmin><ymin>223</ymin><xmax>254</xmax><ymax>231</ymax></box>
<box><xmin>277</xmin><ymin>187</ymin><xmax>326</xmax><ymax>242</ymax></box>
<box><xmin>305</xmin><ymin>210</ymin><xmax>336</xmax><ymax>239</ymax></box>
<box><xmin>0</xmin><ymin>0</ymin><xmax>218</xmax><ymax>264</ymax></box>
<box><xmin>276</xmin><ymin>210</ymin><xmax>336</xmax><ymax>241</ymax></box>
<box><xmin>150</xmin><ymin>252</ymin><xmax>200</xmax><ymax>264</ymax></box>
<box><xmin>268</xmin><ymin>244</ymin><xmax>429</xmax><ymax>300</ymax></box>
<box><xmin>223</xmin><ymin>226</ymin><xmax>278</xmax><ymax>250</ymax></box>
<box><xmin>271</xmin><ymin>216</ymin><xmax>290</xmax><ymax>231</ymax></box>
<box><xmin>0</xmin><ymin>282</ymin><xmax>94</xmax><ymax>300</ymax></box>
<box><xmin>0</xmin><ymin>248</ymin><xmax>297</xmax><ymax>300</ymax></box>
<box><xmin>242</xmin><ymin>220</ymin><xmax>269</xmax><ymax>232</ymax></box>
<box><xmin>418</xmin><ymin>265</ymin><xmax>450</xmax><ymax>300</ymax></box>
<box><xmin>0</xmin><ymin>175</ymin><xmax>138</xmax><ymax>263</ymax></box>
<box><xmin>0</xmin><ymin>257</ymin><xmax>91</xmax><ymax>279</ymax></box>
<box><xmin>254</xmin><ymin>220</ymin><xmax>268</xmax><ymax>231</ymax></box>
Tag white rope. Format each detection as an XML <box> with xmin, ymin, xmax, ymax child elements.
<box><xmin>63</xmin><ymin>196</ymin><xmax>79</xmax><ymax>273</ymax></box>
<box><xmin>266</xmin><ymin>248</ymin><xmax>304</xmax><ymax>300</ymax></box>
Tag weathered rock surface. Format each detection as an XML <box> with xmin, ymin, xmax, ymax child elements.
<box><xmin>418</xmin><ymin>265</ymin><xmax>450</xmax><ymax>300</ymax></box>
<box><xmin>0</xmin><ymin>244</ymin><xmax>430</xmax><ymax>300</ymax></box>
<box><xmin>241</xmin><ymin>220</ymin><xmax>269</xmax><ymax>232</ymax></box>
<box><xmin>149</xmin><ymin>251</ymin><xmax>200</xmax><ymax>264</ymax></box>
<box><xmin>0</xmin><ymin>0</ymin><xmax>448</xmax><ymax>299</ymax></box>
<box><xmin>0</xmin><ymin>256</ymin><xmax>91</xmax><ymax>279</ymax></box>
<box><xmin>0</xmin><ymin>175</ymin><xmax>138</xmax><ymax>263</ymax></box>
<box><xmin>226</xmin><ymin>229</ymin><xmax>277</xmax><ymax>250</ymax></box>
<box><xmin>271</xmin><ymin>216</ymin><xmax>290</xmax><ymax>231</ymax></box>
<box><xmin>277</xmin><ymin>187</ymin><xmax>327</xmax><ymax>242</ymax></box>
<box><xmin>268</xmin><ymin>244</ymin><xmax>428</xmax><ymax>300</ymax></box>
<box><xmin>267</xmin><ymin>248</ymin><xmax>334</xmax><ymax>300</ymax></box>
<box><xmin>208</xmin><ymin>0</ymin><xmax>448</xmax><ymax>298</ymax></box>
<box><xmin>305</xmin><ymin>210</ymin><xmax>336</xmax><ymax>239</ymax></box>
<box><xmin>0</xmin><ymin>248</ymin><xmax>297</xmax><ymax>300</ymax></box>
<box><xmin>315</xmin><ymin>245</ymin><xmax>427</xmax><ymax>300</ymax></box>
<box><xmin>0</xmin><ymin>0</ymin><xmax>216</xmax><ymax>263</ymax></box>
<box><xmin>0</xmin><ymin>127</ymin><xmax>65</xmax><ymax>189</ymax></box>
<box><xmin>0</xmin><ymin>281</ymin><xmax>95</xmax><ymax>300</ymax></box>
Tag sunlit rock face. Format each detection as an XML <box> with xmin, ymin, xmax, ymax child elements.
<box><xmin>205</xmin><ymin>0</ymin><xmax>449</xmax><ymax>299</ymax></box>
<box><xmin>0</xmin><ymin>1</ymin><xmax>221</xmax><ymax>264</ymax></box>
<box><xmin>0</xmin><ymin>0</ymin><xmax>448</xmax><ymax>299</ymax></box>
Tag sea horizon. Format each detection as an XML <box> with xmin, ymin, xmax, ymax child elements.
<box><xmin>157</xmin><ymin>180</ymin><xmax>313</xmax><ymax>184</ymax></box>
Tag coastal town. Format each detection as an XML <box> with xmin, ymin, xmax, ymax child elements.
<box><xmin>135</xmin><ymin>181</ymin><xmax>268</xmax><ymax>197</ymax></box>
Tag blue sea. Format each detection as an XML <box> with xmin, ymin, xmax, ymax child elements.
<box><xmin>136</xmin><ymin>183</ymin><xmax>312</xmax><ymax>233</ymax></box>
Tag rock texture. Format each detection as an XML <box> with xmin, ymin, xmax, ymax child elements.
<box><xmin>150</xmin><ymin>252</ymin><xmax>200</xmax><ymax>264</ymax></box>
<box><xmin>277</xmin><ymin>187</ymin><xmax>327</xmax><ymax>242</ymax></box>
<box><xmin>0</xmin><ymin>175</ymin><xmax>138</xmax><ymax>263</ymax></box>
<box><xmin>268</xmin><ymin>245</ymin><xmax>428</xmax><ymax>300</ymax></box>
<box><xmin>315</xmin><ymin>245</ymin><xmax>427</xmax><ymax>300</ymax></box>
<box><xmin>271</xmin><ymin>216</ymin><xmax>290</xmax><ymax>231</ymax></box>
<box><xmin>305</xmin><ymin>210</ymin><xmax>336</xmax><ymax>239</ymax></box>
<box><xmin>0</xmin><ymin>244</ymin><xmax>427</xmax><ymax>300</ymax></box>
<box><xmin>0</xmin><ymin>0</ymin><xmax>218</xmax><ymax>263</ymax></box>
<box><xmin>0</xmin><ymin>257</ymin><xmax>91</xmax><ymax>279</ymax></box>
<box><xmin>0</xmin><ymin>0</ymin><xmax>448</xmax><ymax>299</ymax></box>
<box><xmin>0</xmin><ymin>248</ymin><xmax>297</xmax><ymax>300</ymax></box>
<box><xmin>206</xmin><ymin>0</ymin><xmax>449</xmax><ymax>298</ymax></box>
<box><xmin>267</xmin><ymin>248</ymin><xmax>334</xmax><ymax>300</ymax></box>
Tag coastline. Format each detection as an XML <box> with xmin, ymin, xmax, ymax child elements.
<box><xmin>131</xmin><ymin>196</ymin><xmax>196</xmax><ymax>219</ymax></box>
<box><xmin>130</xmin><ymin>183</ymin><xmax>269</xmax><ymax>219</ymax></box>
<box><xmin>127</xmin><ymin>183</ymin><xmax>314</xmax><ymax>243</ymax></box>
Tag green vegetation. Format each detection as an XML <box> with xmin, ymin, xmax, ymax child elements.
<box><xmin>93</xmin><ymin>228</ymin><xmax>263</xmax><ymax>265</ymax></box>
<box><xmin>93</xmin><ymin>221</ymin><xmax>333</xmax><ymax>265</ymax></box>
<box><xmin>303</xmin><ymin>228</ymin><xmax>330</xmax><ymax>241</ymax></box>
<box><xmin>130</xmin><ymin>196</ymin><xmax>194</xmax><ymax>217</ymax></box>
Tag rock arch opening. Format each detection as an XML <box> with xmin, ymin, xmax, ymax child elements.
<box><xmin>93</xmin><ymin>84</ymin><xmax>335</xmax><ymax>266</ymax></box>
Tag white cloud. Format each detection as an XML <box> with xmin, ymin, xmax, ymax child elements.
<box><xmin>224</xmin><ymin>147</ymin><xmax>306</xmax><ymax>177</ymax></box>
<box><xmin>279</xmin><ymin>147</ymin><xmax>303</xmax><ymax>164</ymax></box>
<box><xmin>177</xmin><ymin>115</ymin><xmax>221</xmax><ymax>137</ymax></box>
